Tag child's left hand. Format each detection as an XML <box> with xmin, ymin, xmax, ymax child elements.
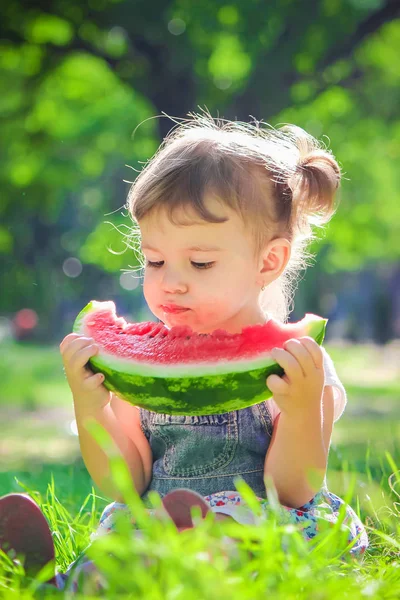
<box><xmin>266</xmin><ymin>337</ymin><xmax>325</xmax><ymax>421</ymax></box>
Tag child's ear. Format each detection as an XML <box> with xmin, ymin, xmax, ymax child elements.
<box><xmin>258</xmin><ymin>237</ymin><xmax>291</xmax><ymax>284</ymax></box>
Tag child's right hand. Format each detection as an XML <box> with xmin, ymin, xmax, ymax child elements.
<box><xmin>60</xmin><ymin>333</ymin><xmax>111</xmax><ymax>415</ymax></box>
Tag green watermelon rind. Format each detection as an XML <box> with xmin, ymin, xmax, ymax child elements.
<box><xmin>88</xmin><ymin>363</ymin><xmax>285</xmax><ymax>415</ymax></box>
<box><xmin>73</xmin><ymin>302</ymin><xmax>327</xmax><ymax>416</ymax></box>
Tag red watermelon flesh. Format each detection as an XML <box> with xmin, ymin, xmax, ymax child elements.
<box><xmin>80</xmin><ymin>302</ymin><xmax>323</xmax><ymax>366</ymax></box>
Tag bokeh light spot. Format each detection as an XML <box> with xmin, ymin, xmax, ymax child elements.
<box><xmin>168</xmin><ymin>18</ymin><xmax>186</xmax><ymax>36</ymax></box>
<box><xmin>218</xmin><ymin>6</ymin><xmax>239</xmax><ymax>26</ymax></box>
<box><xmin>63</xmin><ymin>257</ymin><xmax>83</xmax><ymax>278</ymax></box>
<box><xmin>14</xmin><ymin>309</ymin><xmax>38</xmax><ymax>330</ymax></box>
<box><xmin>119</xmin><ymin>272</ymin><xmax>140</xmax><ymax>290</ymax></box>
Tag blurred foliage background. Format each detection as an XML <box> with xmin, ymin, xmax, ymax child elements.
<box><xmin>1</xmin><ymin>0</ymin><xmax>400</xmax><ymax>344</ymax></box>
<box><xmin>1</xmin><ymin>2</ymin><xmax>400</xmax><ymax>552</ymax></box>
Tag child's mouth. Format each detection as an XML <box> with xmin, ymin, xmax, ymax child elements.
<box><xmin>161</xmin><ymin>305</ymin><xmax>190</xmax><ymax>314</ymax></box>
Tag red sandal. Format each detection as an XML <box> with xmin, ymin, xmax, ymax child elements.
<box><xmin>161</xmin><ymin>489</ymin><xmax>240</xmax><ymax>564</ymax></box>
<box><xmin>161</xmin><ymin>489</ymin><xmax>211</xmax><ymax>531</ymax></box>
<box><xmin>0</xmin><ymin>493</ymin><xmax>56</xmax><ymax>583</ymax></box>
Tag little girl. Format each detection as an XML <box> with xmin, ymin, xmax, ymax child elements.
<box><xmin>0</xmin><ymin>114</ymin><xmax>368</xmax><ymax>590</ymax></box>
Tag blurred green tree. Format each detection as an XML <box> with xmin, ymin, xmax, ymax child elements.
<box><xmin>0</xmin><ymin>0</ymin><xmax>399</xmax><ymax>338</ymax></box>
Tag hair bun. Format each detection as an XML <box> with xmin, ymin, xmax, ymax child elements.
<box><xmin>285</xmin><ymin>130</ymin><xmax>341</xmax><ymax>229</ymax></box>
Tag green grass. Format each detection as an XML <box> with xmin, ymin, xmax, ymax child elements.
<box><xmin>0</xmin><ymin>340</ymin><xmax>400</xmax><ymax>598</ymax></box>
<box><xmin>1</xmin><ymin>459</ymin><xmax>399</xmax><ymax>599</ymax></box>
<box><xmin>0</xmin><ymin>341</ymin><xmax>71</xmax><ymax>411</ymax></box>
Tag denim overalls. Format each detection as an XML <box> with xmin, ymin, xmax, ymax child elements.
<box><xmin>139</xmin><ymin>402</ymin><xmax>273</xmax><ymax>502</ymax></box>
<box><xmin>93</xmin><ymin>356</ymin><xmax>369</xmax><ymax>560</ymax></box>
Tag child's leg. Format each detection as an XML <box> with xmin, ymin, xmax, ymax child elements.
<box><xmin>0</xmin><ymin>493</ymin><xmax>57</xmax><ymax>585</ymax></box>
<box><xmin>61</xmin><ymin>491</ymin><xmax>240</xmax><ymax>592</ymax></box>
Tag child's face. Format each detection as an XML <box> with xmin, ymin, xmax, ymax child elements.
<box><xmin>139</xmin><ymin>198</ymin><xmax>267</xmax><ymax>334</ymax></box>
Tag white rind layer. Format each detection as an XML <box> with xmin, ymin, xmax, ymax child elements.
<box><xmin>93</xmin><ymin>351</ymin><xmax>277</xmax><ymax>378</ymax></box>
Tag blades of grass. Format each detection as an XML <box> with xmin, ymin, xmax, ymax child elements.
<box><xmin>44</xmin><ymin>479</ymin><xmax>81</xmax><ymax>559</ymax></box>
<box><xmin>388</xmin><ymin>473</ymin><xmax>400</xmax><ymax>519</ymax></box>
<box><xmin>233</xmin><ymin>477</ymin><xmax>274</xmax><ymax>522</ymax></box>
<box><xmin>386</xmin><ymin>452</ymin><xmax>400</xmax><ymax>523</ymax></box>
<box><xmin>385</xmin><ymin>452</ymin><xmax>400</xmax><ymax>483</ymax></box>
<box><xmin>365</xmin><ymin>525</ymin><xmax>400</xmax><ymax>551</ymax></box>
<box><xmin>25</xmin><ymin>560</ymin><xmax>56</xmax><ymax>592</ymax></box>
<box><xmin>366</xmin><ymin>442</ymin><xmax>373</xmax><ymax>486</ymax></box>
<box><xmin>12</xmin><ymin>478</ymin><xmax>42</xmax><ymax>505</ymax></box>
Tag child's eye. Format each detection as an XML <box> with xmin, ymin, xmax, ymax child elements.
<box><xmin>191</xmin><ymin>261</ymin><xmax>215</xmax><ymax>269</ymax></box>
<box><xmin>145</xmin><ymin>260</ymin><xmax>215</xmax><ymax>270</ymax></box>
<box><xmin>146</xmin><ymin>260</ymin><xmax>164</xmax><ymax>268</ymax></box>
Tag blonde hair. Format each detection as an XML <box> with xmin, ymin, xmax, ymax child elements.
<box><xmin>126</xmin><ymin>112</ymin><xmax>341</xmax><ymax>322</ymax></box>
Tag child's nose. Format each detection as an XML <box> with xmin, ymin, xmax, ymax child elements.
<box><xmin>161</xmin><ymin>268</ymin><xmax>188</xmax><ymax>294</ymax></box>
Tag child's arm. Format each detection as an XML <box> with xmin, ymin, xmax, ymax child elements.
<box><xmin>264</xmin><ymin>337</ymin><xmax>334</xmax><ymax>509</ymax></box>
<box><xmin>110</xmin><ymin>394</ymin><xmax>153</xmax><ymax>491</ymax></box>
<box><xmin>264</xmin><ymin>385</ymin><xmax>334</xmax><ymax>508</ymax></box>
<box><xmin>60</xmin><ymin>334</ymin><xmax>151</xmax><ymax>501</ymax></box>
<box><xmin>74</xmin><ymin>397</ymin><xmax>151</xmax><ymax>502</ymax></box>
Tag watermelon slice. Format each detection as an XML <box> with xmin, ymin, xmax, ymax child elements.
<box><xmin>73</xmin><ymin>301</ymin><xmax>327</xmax><ymax>416</ymax></box>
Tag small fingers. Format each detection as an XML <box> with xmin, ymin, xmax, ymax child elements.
<box><xmin>270</xmin><ymin>347</ymin><xmax>304</xmax><ymax>381</ymax></box>
<box><xmin>61</xmin><ymin>335</ymin><xmax>96</xmax><ymax>358</ymax></box>
<box><xmin>82</xmin><ymin>371</ymin><xmax>105</xmax><ymax>391</ymax></box>
<box><xmin>282</xmin><ymin>339</ymin><xmax>315</xmax><ymax>376</ymax></box>
<box><xmin>61</xmin><ymin>338</ymin><xmax>99</xmax><ymax>372</ymax></box>
<box><xmin>59</xmin><ymin>333</ymin><xmax>80</xmax><ymax>353</ymax></box>
<box><xmin>71</xmin><ymin>345</ymin><xmax>99</xmax><ymax>372</ymax></box>
<box><xmin>298</xmin><ymin>337</ymin><xmax>324</xmax><ymax>370</ymax></box>
<box><xmin>266</xmin><ymin>374</ymin><xmax>289</xmax><ymax>395</ymax></box>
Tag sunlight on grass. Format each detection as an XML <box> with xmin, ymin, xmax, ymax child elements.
<box><xmin>0</xmin><ymin>452</ymin><xmax>399</xmax><ymax>599</ymax></box>
<box><xmin>0</xmin><ymin>341</ymin><xmax>70</xmax><ymax>410</ymax></box>
<box><xmin>0</xmin><ymin>341</ymin><xmax>399</xmax><ymax>597</ymax></box>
